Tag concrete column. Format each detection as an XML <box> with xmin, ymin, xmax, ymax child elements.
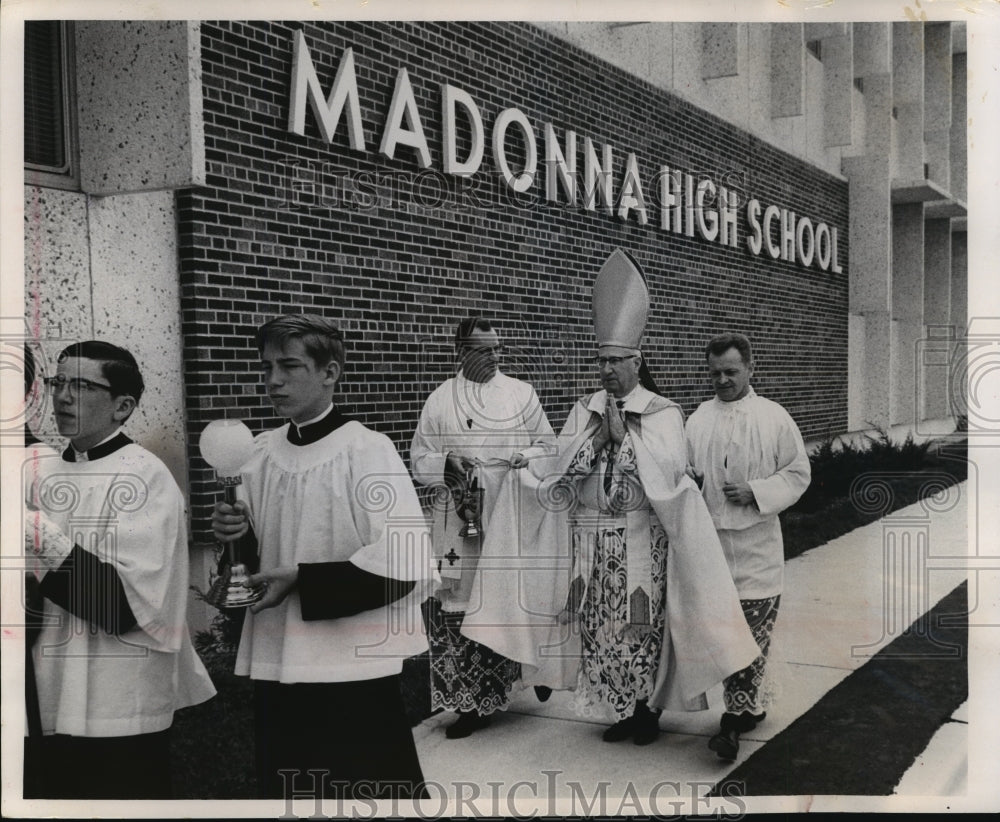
<box><xmin>891</xmin><ymin>203</ymin><xmax>925</xmax><ymax>425</ymax></box>
<box><xmin>853</xmin><ymin>22</ymin><xmax>890</xmax><ymax>78</ymax></box>
<box><xmin>770</xmin><ymin>23</ymin><xmax>804</xmax><ymax>118</ymax></box>
<box><xmin>891</xmin><ymin>22</ymin><xmax>925</xmax><ymax>185</ymax></box>
<box><xmin>864</xmin><ymin>73</ymin><xmax>893</xmax><ymax>161</ymax></box>
<box><xmin>822</xmin><ymin>32</ymin><xmax>853</xmax><ymax>148</ymax></box>
<box><xmin>949</xmin><ymin>231</ymin><xmax>968</xmax><ymax>422</ymax></box>
<box><xmin>923</xmin><ymin>23</ymin><xmax>953</xmax><ymax>192</ymax></box>
<box><xmin>950</xmin><ymin>52</ymin><xmax>967</xmax><ymax>205</ymax></box>
<box><xmin>702</xmin><ymin>22</ymin><xmax>741</xmax><ymax>79</ymax></box>
<box><xmin>893</xmin><ymin>102</ymin><xmax>925</xmax><ymax>185</ymax></box>
<box><xmin>921</xmin><ymin>219</ymin><xmax>953</xmax><ymax>420</ymax></box>
<box><xmin>76</xmin><ymin>21</ymin><xmax>205</xmax><ymax>195</ymax></box>
<box><xmin>892</xmin><ymin>21</ymin><xmax>924</xmax><ymax>104</ymax></box>
<box><xmin>844</xmin><ymin>153</ymin><xmax>893</xmax><ymax>432</ymax></box>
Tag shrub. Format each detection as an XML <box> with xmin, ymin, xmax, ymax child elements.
<box><xmin>782</xmin><ymin>430</ymin><xmax>967</xmax><ymax>560</ymax></box>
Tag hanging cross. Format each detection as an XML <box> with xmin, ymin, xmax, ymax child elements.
<box><xmin>444</xmin><ymin>548</ymin><xmax>460</xmax><ymax>566</ymax></box>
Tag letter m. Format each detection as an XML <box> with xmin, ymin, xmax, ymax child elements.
<box><xmin>288</xmin><ymin>29</ymin><xmax>366</xmax><ymax>150</ymax></box>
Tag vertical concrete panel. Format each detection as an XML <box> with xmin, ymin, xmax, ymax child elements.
<box><xmin>76</xmin><ymin>20</ymin><xmax>205</xmax><ymax>195</ymax></box>
<box><xmin>949</xmin><ymin>232</ymin><xmax>968</xmax><ymax>421</ymax></box>
<box><xmin>893</xmin><ymin>103</ymin><xmax>926</xmax><ymax>183</ymax></box>
<box><xmin>823</xmin><ymin>33</ymin><xmax>854</xmax><ymax>148</ymax></box>
<box><xmin>890</xmin><ymin>317</ymin><xmax>902</xmax><ymax>424</ymax></box>
<box><xmin>924</xmin><ymin>23</ymin><xmax>952</xmax><ymax>128</ymax></box>
<box><xmin>853</xmin><ymin>22</ymin><xmax>890</xmax><ymax>78</ymax></box>
<box><xmin>23</xmin><ymin>187</ymin><xmax>93</xmax><ymax>443</ymax></box>
<box><xmin>924</xmin><ymin>220</ymin><xmax>952</xmax><ymax>325</ymax></box>
<box><xmin>923</xmin><ymin>23</ymin><xmax>953</xmax><ymax>192</ymax></box>
<box><xmin>864</xmin><ymin>74</ymin><xmax>893</xmax><ymax>160</ymax></box>
<box><xmin>894</xmin><ymin>319</ymin><xmax>923</xmax><ymax>425</ymax></box>
<box><xmin>702</xmin><ymin>23</ymin><xmax>739</xmax><ymax>79</ymax></box>
<box><xmin>645</xmin><ymin>23</ymin><xmax>674</xmax><ymax>90</ymax></box>
<box><xmin>891</xmin><ymin>203</ymin><xmax>924</xmax><ymax>426</ymax></box>
<box><xmin>804</xmin><ymin>49</ymin><xmax>827</xmax><ymax>167</ymax></box>
<box><xmin>804</xmin><ymin>23</ymin><xmax>849</xmax><ymax>41</ymax></box>
<box><xmin>892</xmin><ymin>203</ymin><xmax>925</xmax><ymax>322</ymax></box>
<box><xmin>770</xmin><ymin>23</ymin><xmax>804</xmax><ymax>118</ymax></box>
<box><xmin>848</xmin><ymin>312</ymin><xmax>867</xmax><ymax>430</ymax></box>
<box><xmin>844</xmin><ymin>153</ymin><xmax>892</xmax><ymax>432</ymax></box>
<box><xmin>892</xmin><ymin>21</ymin><xmax>924</xmax><ymax>105</ymax></box>
<box><xmin>562</xmin><ymin>23</ymin><xmax>649</xmax><ymax>87</ymax></box>
<box><xmin>950</xmin><ymin>231</ymin><xmax>967</xmax><ymax>333</ymax></box>
<box><xmin>950</xmin><ymin>52</ymin><xmax>967</xmax><ymax>204</ymax></box>
<box><xmin>672</xmin><ymin>24</ymin><xmax>705</xmax><ymax>102</ymax></box>
<box><xmin>747</xmin><ymin>24</ymin><xmax>770</xmax><ymax>134</ymax></box>
<box><xmin>920</xmin><ymin>326</ymin><xmax>956</xmax><ymax>421</ymax></box>
<box><xmin>844</xmin><ymin>155</ymin><xmax>891</xmax><ymax>313</ymax></box>
<box><xmin>922</xmin><ymin>220</ymin><xmax>953</xmax><ymax>420</ymax></box>
<box><xmin>89</xmin><ymin>191</ymin><xmax>188</xmax><ymax>492</ymax></box>
<box><xmin>849</xmin><ymin>86</ymin><xmax>867</xmax><ymax>156</ymax></box>
<box><xmin>868</xmin><ymin>311</ymin><xmax>893</xmax><ymax>431</ymax></box>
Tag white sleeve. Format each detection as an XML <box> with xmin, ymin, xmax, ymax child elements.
<box><xmin>410</xmin><ymin>392</ymin><xmax>448</xmax><ymax>486</ymax></box>
<box><xmin>748</xmin><ymin>411</ymin><xmax>812</xmax><ymax>517</ymax></box>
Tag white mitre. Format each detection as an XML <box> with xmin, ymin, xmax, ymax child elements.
<box><xmin>592</xmin><ymin>248</ymin><xmax>649</xmax><ymax>351</ymax></box>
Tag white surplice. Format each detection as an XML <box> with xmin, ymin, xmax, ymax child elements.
<box><xmin>686</xmin><ymin>388</ymin><xmax>811</xmax><ymax>599</ymax></box>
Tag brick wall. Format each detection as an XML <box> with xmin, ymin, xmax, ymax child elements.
<box><xmin>181</xmin><ymin>20</ymin><xmax>849</xmax><ymax>535</ymax></box>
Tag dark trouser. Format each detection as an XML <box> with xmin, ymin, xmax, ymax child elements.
<box><xmin>23</xmin><ymin>728</ymin><xmax>173</xmax><ymax>799</ymax></box>
<box><xmin>253</xmin><ymin>675</ymin><xmax>427</xmax><ymax>801</ymax></box>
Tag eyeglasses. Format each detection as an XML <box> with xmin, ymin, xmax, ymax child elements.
<box><xmin>43</xmin><ymin>375</ymin><xmax>113</xmax><ymax>395</ymax></box>
<box><xmin>593</xmin><ymin>355</ymin><xmax>639</xmax><ymax>367</ymax></box>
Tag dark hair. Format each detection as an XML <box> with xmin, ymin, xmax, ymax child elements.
<box><xmin>57</xmin><ymin>341</ymin><xmax>145</xmax><ymax>402</ymax></box>
<box><xmin>454</xmin><ymin>317</ymin><xmax>493</xmax><ymax>352</ymax></box>
<box><xmin>24</xmin><ymin>343</ymin><xmax>37</xmax><ymax>398</ymax></box>
<box><xmin>256</xmin><ymin>314</ymin><xmax>345</xmax><ymax>370</ymax></box>
<box><xmin>705</xmin><ymin>333</ymin><xmax>753</xmax><ymax>365</ymax></box>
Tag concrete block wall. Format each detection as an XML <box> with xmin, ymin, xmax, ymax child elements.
<box><xmin>180</xmin><ymin>20</ymin><xmax>850</xmax><ymax>535</ymax></box>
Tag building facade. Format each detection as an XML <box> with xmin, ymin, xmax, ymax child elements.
<box><xmin>23</xmin><ymin>20</ymin><xmax>966</xmax><ymax>555</ymax></box>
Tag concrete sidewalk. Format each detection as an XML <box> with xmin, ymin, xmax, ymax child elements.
<box><xmin>413</xmin><ymin>482</ymin><xmax>969</xmax><ymax>812</ymax></box>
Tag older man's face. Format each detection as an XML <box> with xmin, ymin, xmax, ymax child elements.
<box><xmin>708</xmin><ymin>346</ymin><xmax>753</xmax><ymax>402</ymax></box>
<box><xmin>597</xmin><ymin>346</ymin><xmax>641</xmax><ymax>398</ymax></box>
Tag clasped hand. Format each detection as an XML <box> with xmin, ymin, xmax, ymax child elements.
<box><xmin>593</xmin><ymin>396</ymin><xmax>626</xmax><ymax>452</ymax></box>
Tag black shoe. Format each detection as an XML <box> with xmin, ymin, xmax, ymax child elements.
<box><xmin>708</xmin><ymin>728</ymin><xmax>740</xmax><ymax>760</ymax></box>
<box><xmin>601</xmin><ymin>715</ymin><xmax>635</xmax><ymax>742</ymax></box>
<box><xmin>632</xmin><ymin>704</ymin><xmax>661</xmax><ymax>746</ymax></box>
<box><xmin>533</xmin><ymin>686</ymin><xmax>553</xmax><ymax>703</ymax></box>
<box><xmin>445</xmin><ymin>711</ymin><xmax>492</xmax><ymax>739</ymax></box>
<box><xmin>709</xmin><ymin>711</ymin><xmax>754</xmax><ymax>760</ymax></box>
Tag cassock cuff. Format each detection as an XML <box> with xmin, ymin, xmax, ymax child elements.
<box><xmin>38</xmin><ymin>544</ymin><xmax>138</xmax><ymax>634</ymax></box>
<box><xmin>298</xmin><ymin>561</ymin><xmax>416</xmax><ymax>621</ymax></box>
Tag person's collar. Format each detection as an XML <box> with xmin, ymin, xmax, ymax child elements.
<box><xmin>456</xmin><ymin>369</ymin><xmax>502</xmax><ymax>386</ymax></box>
<box><xmin>292</xmin><ymin>403</ymin><xmax>333</xmax><ymax>429</ymax></box>
<box><xmin>714</xmin><ymin>385</ymin><xmax>758</xmax><ymax>408</ymax></box>
<box><xmin>287</xmin><ymin>404</ymin><xmax>351</xmax><ymax>446</ymax></box>
<box><xmin>62</xmin><ymin>429</ymin><xmax>131</xmax><ymax>463</ymax></box>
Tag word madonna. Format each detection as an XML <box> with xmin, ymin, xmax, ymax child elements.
<box><xmin>287</xmin><ymin>31</ymin><xmax>843</xmax><ymax>274</ymax></box>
